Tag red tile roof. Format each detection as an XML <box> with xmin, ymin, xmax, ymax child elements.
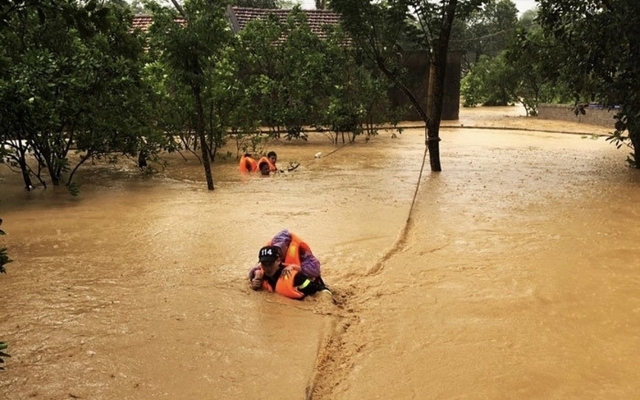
<box><xmin>131</xmin><ymin>15</ymin><xmax>186</xmax><ymax>33</ymax></box>
<box><xmin>227</xmin><ymin>6</ymin><xmax>341</xmax><ymax>40</ymax></box>
<box><xmin>132</xmin><ymin>6</ymin><xmax>341</xmax><ymax>40</ymax></box>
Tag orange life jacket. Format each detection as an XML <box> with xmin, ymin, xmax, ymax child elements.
<box><xmin>260</xmin><ymin>267</ymin><xmax>307</xmax><ymax>300</ymax></box>
<box><xmin>268</xmin><ymin>232</ymin><xmax>312</xmax><ymax>266</ymax></box>
<box><xmin>239</xmin><ymin>155</ymin><xmax>259</xmax><ymax>173</ymax></box>
<box><xmin>257</xmin><ymin>156</ymin><xmax>277</xmax><ymax>173</ymax></box>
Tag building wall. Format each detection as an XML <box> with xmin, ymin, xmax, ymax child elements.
<box><xmin>537</xmin><ymin>103</ymin><xmax>618</xmax><ymax>129</ymax></box>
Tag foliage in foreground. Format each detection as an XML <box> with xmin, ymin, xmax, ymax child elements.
<box><xmin>0</xmin><ymin>342</ymin><xmax>9</xmax><ymax>371</ymax></box>
<box><xmin>0</xmin><ymin>0</ymin><xmax>163</xmax><ymax>192</ymax></box>
<box><xmin>0</xmin><ymin>218</ymin><xmax>10</xmax><ymax>274</ymax></box>
<box><xmin>1</xmin><ymin>219</ymin><xmax>11</xmax><ymax>370</ymax></box>
<box><xmin>537</xmin><ymin>0</ymin><xmax>640</xmax><ymax>167</ymax></box>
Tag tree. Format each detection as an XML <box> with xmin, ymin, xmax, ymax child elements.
<box><xmin>233</xmin><ymin>8</ymin><xmax>399</xmax><ymax>144</ymax></box>
<box><xmin>331</xmin><ymin>0</ymin><xmax>488</xmax><ymax>171</ymax></box>
<box><xmin>148</xmin><ymin>0</ymin><xmax>233</xmax><ymax>190</ymax></box>
<box><xmin>0</xmin><ymin>0</ymin><xmax>157</xmax><ymax>191</ymax></box>
<box><xmin>0</xmin><ymin>0</ymin><xmax>111</xmax><ymax>32</ymax></box>
<box><xmin>501</xmin><ymin>12</ymin><xmax>573</xmax><ymax>115</ymax></box>
<box><xmin>451</xmin><ymin>0</ymin><xmax>518</xmax><ymax>72</ymax></box>
<box><xmin>537</xmin><ymin>0</ymin><xmax>640</xmax><ymax>167</ymax></box>
<box><xmin>461</xmin><ymin>53</ymin><xmax>519</xmax><ymax>107</ymax></box>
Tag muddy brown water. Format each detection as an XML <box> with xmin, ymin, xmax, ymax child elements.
<box><xmin>1</xmin><ymin>107</ymin><xmax>639</xmax><ymax>400</ymax></box>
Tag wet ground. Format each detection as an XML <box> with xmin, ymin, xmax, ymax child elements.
<box><xmin>1</xmin><ymin>106</ymin><xmax>639</xmax><ymax>399</ymax></box>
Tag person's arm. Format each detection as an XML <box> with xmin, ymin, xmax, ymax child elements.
<box><xmin>299</xmin><ymin>252</ymin><xmax>321</xmax><ymax>279</ymax></box>
<box><xmin>248</xmin><ymin>265</ymin><xmax>263</xmax><ymax>291</ymax></box>
<box><xmin>270</xmin><ymin>229</ymin><xmax>292</xmax><ymax>252</ymax></box>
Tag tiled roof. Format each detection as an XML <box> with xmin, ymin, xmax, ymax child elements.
<box><xmin>132</xmin><ymin>7</ymin><xmax>341</xmax><ymax>40</ymax></box>
<box><xmin>227</xmin><ymin>6</ymin><xmax>341</xmax><ymax>40</ymax></box>
<box><xmin>131</xmin><ymin>15</ymin><xmax>186</xmax><ymax>32</ymax></box>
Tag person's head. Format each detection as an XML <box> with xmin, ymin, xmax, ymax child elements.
<box><xmin>258</xmin><ymin>245</ymin><xmax>282</xmax><ymax>276</ymax></box>
<box><xmin>267</xmin><ymin>151</ymin><xmax>277</xmax><ymax>165</ymax></box>
<box><xmin>259</xmin><ymin>162</ymin><xmax>270</xmax><ymax>176</ymax></box>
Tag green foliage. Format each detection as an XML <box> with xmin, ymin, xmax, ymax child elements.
<box><xmin>0</xmin><ymin>0</ymin><xmax>160</xmax><ymax>190</ymax></box>
<box><xmin>234</xmin><ymin>7</ymin><xmax>398</xmax><ymax>144</ymax></box>
<box><xmin>0</xmin><ymin>341</ymin><xmax>9</xmax><ymax>370</ymax></box>
<box><xmin>461</xmin><ymin>53</ymin><xmax>517</xmax><ymax>107</ymax></box>
<box><xmin>0</xmin><ymin>218</ymin><xmax>11</xmax><ymax>274</ymax></box>
<box><xmin>234</xmin><ymin>9</ymin><xmax>326</xmax><ymax>140</ymax></box>
<box><xmin>147</xmin><ymin>0</ymin><xmax>235</xmax><ymax>189</ymax></box>
<box><xmin>462</xmin><ymin>10</ymin><xmax>573</xmax><ymax>116</ymax></box>
<box><xmin>451</xmin><ymin>0</ymin><xmax>519</xmax><ymax>72</ymax></box>
<box><xmin>537</xmin><ymin>0</ymin><xmax>640</xmax><ymax>167</ymax></box>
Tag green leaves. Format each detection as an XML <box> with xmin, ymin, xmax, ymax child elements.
<box><xmin>537</xmin><ymin>0</ymin><xmax>640</xmax><ymax>166</ymax></box>
<box><xmin>0</xmin><ymin>218</ymin><xmax>11</xmax><ymax>274</ymax></box>
<box><xmin>0</xmin><ymin>341</ymin><xmax>10</xmax><ymax>370</ymax></box>
<box><xmin>1</xmin><ymin>0</ymin><xmax>158</xmax><ymax>189</ymax></box>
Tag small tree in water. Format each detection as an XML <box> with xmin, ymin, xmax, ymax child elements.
<box><xmin>148</xmin><ymin>0</ymin><xmax>235</xmax><ymax>190</ymax></box>
<box><xmin>331</xmin><ymin>0</ymin><xmax>489</xmax><ymax>172</ymax></box>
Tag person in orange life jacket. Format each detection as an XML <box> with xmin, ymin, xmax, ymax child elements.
<box><xmin>249</xmin><ymin>246</ymin><xmax>329</xmax><ymax>299</ymax></box>
<box><xmin>239</xmin><ymin>153</ymin><xmax>259</xmax><ymax>173</ymax></box>
<box><xmin>267</xmin><ymin>229</ymin><xmax>321</xmax><ymax>280</ymax></box>
<box><xmin>258</xmin><ymin>151</ymin><xmax>278</xmax><ymax>176</ymax></box>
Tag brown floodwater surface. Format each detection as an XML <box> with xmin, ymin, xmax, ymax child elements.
<box><xmin>1</xmin><ymin>107</ymin><xmax>639</xmax><ymax>400</ymax></box>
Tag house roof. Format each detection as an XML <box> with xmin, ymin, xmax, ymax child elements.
<box><xmin>131</xmin><ymin>7</ymin><xmax>341</xmax><ymax>40</ymax></box>
<box><xmin>226</xmin><ymin>6</ymin><xmax>341</xmax><ymax>40</ymax></box>
<box><xmin>131</xmin><ymin>15</ymin><xmax>186</xmax><ymax>33</ymax></box>
<box><xmin>132</xmin><ymin>15</ymin><xmax>153</xmax><ymax>31</ymax></box>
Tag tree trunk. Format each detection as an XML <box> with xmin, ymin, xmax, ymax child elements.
<box><xmin>426</xmin><ymin>63</ymin><xmax>441</xmax><ymax>171</ymax></box>
<box><xmin>40</xmin><ymin>144</ymin><xmax>61</xmax><ymax>186</ymax></box>
<box><xmin>629</xmin><ymin>125</ymin><xmax>640</xmax><ymax>169</ymax></box>
<box><xmin>424</xmin><ymin>0</ymin><xmax>459</xmax><ymax>172</ymax></box>
<box><xmin>192</xmin><ymin>84</ymin><xmax>215</xmax><ymax>190</ymax></box>
<box><xmin>16</xmin><ymin>154</ymin><xmax>33</xmax><ymax>190</ymax></box>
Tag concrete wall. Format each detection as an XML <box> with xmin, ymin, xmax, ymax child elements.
<box><xmin>537</xmin><ymin>103</ymin><xmax>618</xmax><ymax>129</ymax></box>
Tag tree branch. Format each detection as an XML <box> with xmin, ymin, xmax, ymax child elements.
<box><xmin>170</xmin><ymin>0</ymin><xmax>186</xmax><ymax>18</ymax></box>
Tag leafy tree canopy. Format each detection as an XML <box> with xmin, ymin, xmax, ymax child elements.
<box><xmin>537</xmin><ymin>0</ymin><xmax>640</xmax><ymax>167</ymax></box>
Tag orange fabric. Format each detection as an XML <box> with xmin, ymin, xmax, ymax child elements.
<box><xmin>239</xmin><ymin>155</ymin><xmax>259</xmax><ymax>173</ymax></box>
<box><xmin>260</xmin><ymin>267</ymin><xmax>305</xmax><ymax>299</ymax></box>
<box><xmin>267</xmin><ymin>232</ymin><xmax>311</xmax><ymax>267</ymax></box>
<box><xmin>257</xmin><ymin>156</ymin><xmax>277</xmax><ymax>172</ymax></box>
<box><xmin>283</xmin><ymin>233</ymin><xmax>311</xmax><ymax>266</ymax></box>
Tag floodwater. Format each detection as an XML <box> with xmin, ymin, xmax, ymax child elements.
<box><xmin>1</xmin><ymin>106</ymin><xmax>639</xmax><ymax>400</ymax></box>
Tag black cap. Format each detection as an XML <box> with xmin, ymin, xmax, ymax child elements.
<box><xmin>258</xmin><ymin>246</ymin><xmax>280</xmax><ymax>264</ymax></box>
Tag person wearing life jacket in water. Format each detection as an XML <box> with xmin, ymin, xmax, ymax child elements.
<box><xmin>239</xmin><ymin>153</ymin><xmax>259</xmax><ymax>173</ymax></box>
<box><xmin>257</xmin><ymin>151</ymin><xmax>278</xmax><ymax>175</ymax></box>
<box><xmin>248</xmin><ymin>246</ymin><xmax>330</xmax><ymax>299</ymax></box>
<box><xmin>267</xmin><ymin>229</ymin><xmax>322</xmax><ymax>280</ymax></box>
